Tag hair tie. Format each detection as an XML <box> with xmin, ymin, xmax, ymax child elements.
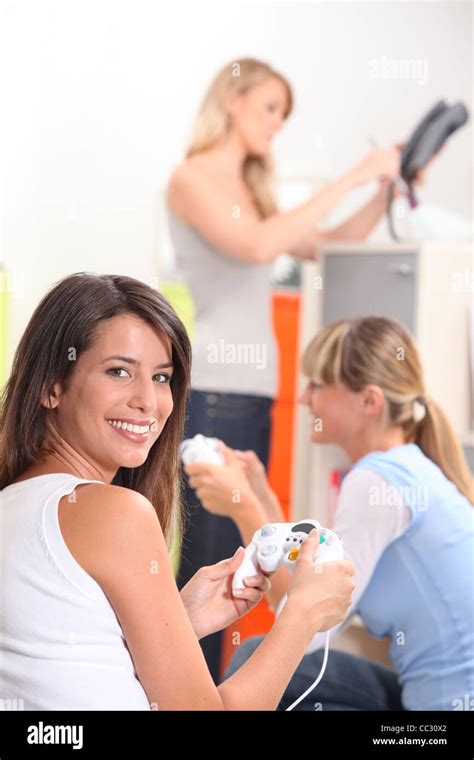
<box><xmin>412</xmin><ymin>398</ymin><xmax>426</xmax><ymax>422</ymax></box>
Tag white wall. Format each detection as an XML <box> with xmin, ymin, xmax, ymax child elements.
<box><xmin>1</xmin><ymin>0</ymin><xmax>472</xmax><ymax>367</ymax></box>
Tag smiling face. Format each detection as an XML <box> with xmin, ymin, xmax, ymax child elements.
<box><xmin>298</xmin><ymin>380</ymin><xmax>381</xmax><ymax>449</ymax></box>
<box><xmin>227</xmin><ymin>77</ymin><xmax>290</xmax><ymax>156</ymax></box>
<box><xmin>43</xmin><ymin>313</ymin><xmax>174</xmax><ymax>481</ymax></box>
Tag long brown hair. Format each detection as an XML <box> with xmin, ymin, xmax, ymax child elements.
<box><xmin>186</xmin><ymin>58</ymin><xmax>293</xmax><ymax>218</ymax></box>
<box><xmin>302</xmin><ymin>316</ymin><xmax>473</xmax><ymax>503</ymax></box>
<box><xmin>0</xmin><ymin>273</ymin><xmax>192</xmax><ymax>544</ymax></box>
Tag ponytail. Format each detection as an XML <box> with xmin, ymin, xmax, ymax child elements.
<box><xmin>303</xmin><ymin>316</ymin><xmax>474</xmax><ymax>505</ymax></box>
<box><xmin>413</xmin><ymin>398</ymin><xmax>473</xmax><ymax>504</ymax></box>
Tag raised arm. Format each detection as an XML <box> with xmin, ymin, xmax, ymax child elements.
<box><xmin>288</xmin><ymin>181</ymin><xmax>394</xmax><ymax>261</ymax></box>
<box><xmin>166</xmin><ymin>148</ymin><xmax>400</xmax><ymax>265</ymax></box>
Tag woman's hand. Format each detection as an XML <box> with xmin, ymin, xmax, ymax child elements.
<box><xmin>379</xmin><ymin>141</ymin><xmax>444</xmax><ymax>198</ymax></box>
<box><xmin>184</xmin><ymin>443</ymin><xmax>257</xmax><ymax>518</ymax></box>
<box><xmin>185</xmin><ymin>441</ymin><xmax>285</xmax><ymax>522</ymax></box>
<box><xmin>352</xmin><ymin>146</ymin><xmax>401</xmax><ymax>186</ymax></box>
<box><xmin>180</xmin><ymin>547</ymin><xmax>272</xmax><ymax>639</ymax></box>
<box><xmin>286</xmin><ymin>529</ymin><xmax>356</xmax><ymax>633</ymax></box>
<box><xmin>231</xmin><ymin>447</ymin><xmax>285</xmax><ymax>522</ymax></box>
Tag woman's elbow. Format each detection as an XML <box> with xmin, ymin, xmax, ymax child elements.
<box><xmin>250</xmin><ymin>241</ymin><xmax>276</xmax><ymax>264</ymax></box>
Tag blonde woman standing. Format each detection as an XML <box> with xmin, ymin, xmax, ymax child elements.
<box><xmin>166</xmin><ymin>58</ymin><xmax>401</xmax><ymax>680</ymax></box>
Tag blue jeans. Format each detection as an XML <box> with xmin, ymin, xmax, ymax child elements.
<box><xmin>223</xmin><ymin>635</ymin><xmax>404</xmax><ymax>711</ymax></box>
<box><xmin>176</xmin><ymin>390</ymin><xmax>274</xmax><ymax>683</ymax></box>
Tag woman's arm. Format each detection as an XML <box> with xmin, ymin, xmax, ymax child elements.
<box><xmin>217</xmin><ymin>535</ymin><xmax>355</xmax><ymax>709</ymax></box>
<box><xmin>323</xmin><ymin>180</ymin><xmax>393</xmax><ymax>244</ymax></box>
<box><xmin>69</xmin><ymin>483</ymin><xmax>354</xmax><ymax>710</ymax></box>
<box><xmin>167</xmin><ymin>148</ymin><xmax>400</xmax><ymax>264</ymax></box>
<box><xmin>289</xmin><ymin>147</ymin><xmax>438</xmax><ymax>261</ymax></box>
<box><xmin>288</xmin><ymin>182</ymin><xmax>391</xmax><ymax>261</ymax></box>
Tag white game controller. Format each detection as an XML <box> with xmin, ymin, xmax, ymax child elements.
<box><xmin>232</xmin><ymin>519</ymin><xmax>343</xmax><ymax>590</ymax></box>
<box><xmin>180</xmin><ymin>434</ymin><xmax>224</xmax><ymax>465</ymax></box>
<box><xmin>233</xmin><ymin>519</ymin><xmax>345</xmax><ymax>711</ymax></box>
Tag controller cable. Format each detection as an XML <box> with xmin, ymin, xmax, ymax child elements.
<box><xmin>285</xmin><ymin>631</ymin><xmax>331</xmax><ymax>711</ymax></box>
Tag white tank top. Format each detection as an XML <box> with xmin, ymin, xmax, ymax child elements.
<box><xmin>0</xmin><ymin>473</ymin><xmax>151</xmax><ymax>710</ymax></box>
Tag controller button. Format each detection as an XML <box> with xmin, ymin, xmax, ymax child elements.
<box><xmin>288</xmin><ymin>548</ymin><xmax>300</xmax><ymax>561</ymax></box>
<box><xmin>319</xmin><ymin>535</ymin><xmax>326</xmax><ymax>544</ymax></box>
<box><xmin>260</xmin><ymin>544</ymin><xmax>277</xmax><ymax>556</ymax></box>
<box><xmin>261</xmin><ymin>525</ymin><xmax>277</xmax><ymax>537</ymax></box>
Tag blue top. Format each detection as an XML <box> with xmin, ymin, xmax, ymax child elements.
<box><xmin>352</xmin><ymin>443</ymin><xmax>473</xmax><ymax>710</ymax></box>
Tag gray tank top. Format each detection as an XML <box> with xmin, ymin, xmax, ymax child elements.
<box><xmin>166</xmin><ymin>206</ymin><xmax>278</xmax><ymax>398</ymax></box>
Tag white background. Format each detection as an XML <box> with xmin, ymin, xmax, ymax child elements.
<box><xmin>1</xmin><ymin>0</ymin><xmax>472</xmax><ymax>364</ymax></box>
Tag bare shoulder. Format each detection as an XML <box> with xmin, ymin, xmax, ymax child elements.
<box><xmin>166</xmin><ymin>156</ymin><xmax>261</xmax><ymax>261</ymax></box>
<box><xmin>61</xmin><ymin>481</ymin><xmax>157</xmax><ymax>531</ymax></box>
<box><xmin>168</xmin><ymin>158</ymin><xmax>205</xmax><ymax>186</ymax></box>
<box><xmin>58</xmin><ymin>482</ymin><xmax>164</xmax><ymax>583</ymax></box>
<box><xmin>167</xmin><ymin>159</ymin><xmax>218</xmax><ymax>214</ymax></box>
